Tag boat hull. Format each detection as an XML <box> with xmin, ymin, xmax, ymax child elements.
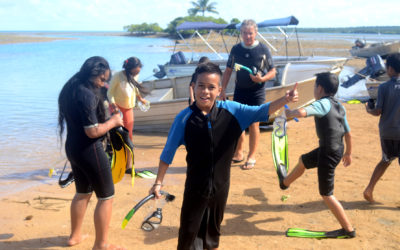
<box><xmin>134</xmin><ymin>67</ymin><xmax>342</xmax><ymax>132</ymax></box>
<box><xmin>350</xmin><ymin>41</ymin><xmax>400</xmax><ymax>58</ymax></box>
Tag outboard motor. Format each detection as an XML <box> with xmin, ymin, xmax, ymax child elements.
<box><xmin>169</xmin><ymin>51</ymin><xmax>187</xmax><ymax>65</ymax></box>
<box><xmin>366</xmin><ymin>54</ymin><xmax>386</xmax><ymax>78</ymax></box>
<box><xmin>341</xmin><ymin>55</ymin><xmax>386</xmax><ymax>88</ymax></box>
<box><xmin>354</xmin><ymin>39</ymin><xmax>365</xmax><ymax>48</ymax></box>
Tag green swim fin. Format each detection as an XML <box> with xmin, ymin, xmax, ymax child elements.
<box><xmin>271</xmin><ymin>116</ymin><xmax>289</xmax><ymax>189</ymax></box>
<box><xmin>136</xmin><ymin>170</ymin><xmax>157</xmax><ymax>179</ymax></box>
<box><xmin>286</xmin><ymin>228</ymin><xmax>356</xmax><ymax>239</ymax></box>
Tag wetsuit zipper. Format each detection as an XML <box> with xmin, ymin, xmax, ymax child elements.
<box><xmin>207</xmin><ymin>117</ymin><xmax>214</xmax><ymax>197</ymax></box>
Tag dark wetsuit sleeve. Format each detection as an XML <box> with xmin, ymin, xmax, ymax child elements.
<box><xmin>226</xmin><ymin>46</ymin><xmax>236</xmax><ymax>69</ymax></box>
<box><xmin>77</xmin><ymin>89</ymin><xmax>99</xmax><ymax>128</ymax></box>
<box><xmin>160</xmin><ymin>108</ymin><xmax>192</xmax><ymax>164</ymax></box>
<box><xmin>219</xmin><ymin>100</ymin><xmax>270</xmax><ymax>131</ymax></box>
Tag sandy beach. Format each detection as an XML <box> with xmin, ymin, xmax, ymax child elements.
<box><xmin>1</xmin><ymin>103</ymin><xmax>399</xmax><ymax>249</ymax></box>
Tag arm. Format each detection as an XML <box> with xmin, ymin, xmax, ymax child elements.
<box><xmin>136</xmin><ymin>92</ymin><xmax>147</xmax><ymax>104</ymax></box>
<box><xmin>268</xmin><ymin>83</ymin><xmax>298</xmax><ymax>115</ymax></box>
<box><xmin>189</xmin><ymin>83</ymin><xmax>195</xmax><ymax>105</ymax></box>
<box><xmin>84</xmin><ymin>113</ymin><xmax>123</xmax><ymax>139</ymax></box>
<box><xmin>220</xmin><ymin>67</ymin><xmax>233</xmax><ymax>100</ymax></box>
<box><xmin>107</xmin><ymin>74</ymin><xmax>120</xmax><ymax>111</ymax></box>
<box><xmin>249</xmin><ymin>67</ymin><xmax>276</xmax><ymax>83</ymax></box>
<box><xmin>366</xmin><ymin>103</ymin><xmax>382</xmax><ymax>116</ymax></box>
<box><xmin>286</xmin><ymin>107</ymin><xmax>307</xmax><ymax>119</ymax></box>
<box><xmin>342</xmin><ymin>132</ymin><xmax>352</xmax><ymax>167</ymax></box>
<box><xmin>149</xmin><ymin>160</ymin><xmax>170</xmax><ymax>198</ymax></box>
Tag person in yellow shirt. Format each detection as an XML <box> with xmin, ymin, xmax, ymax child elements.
<box><xmin>108</xmin><ymin>57</ymin><xmax>149</xmax><ymax>174</ymax></box>
<box><xmin>107</xmin><ymin>57</ymin><xmax>149</xmax><ymax>140</ymax></box>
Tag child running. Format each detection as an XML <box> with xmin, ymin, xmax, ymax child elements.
<box><xmin>363</xmin><ymin>52</ymin><xmax>400</xmax><ymax>203</ymax></box>
<box><xmin>150</xmin><ymin>62</ymin><xmax>298</xmax><ymax>250</ymax></box>
<box><xmin>283</xmin><ymin>72</ymin><xmax>355</xmax><ymax>238</ymax></box>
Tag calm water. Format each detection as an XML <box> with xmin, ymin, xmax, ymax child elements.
<box><xmin>0</xmin><ymin>31</ymin><xmax>397</xmax><ymax>197</ymax></box>
<box><xmin>0</xmin><ymin>32</ymin><xmax>176</xmax><ymax>197</ymax></box>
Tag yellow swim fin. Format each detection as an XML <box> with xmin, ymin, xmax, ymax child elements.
<box><xmin>109</xmin><ymin>128</ymin><xmax>127</xmax><ymax>184</ymax></box>
<box><xmin>110</xmin><ymin>127</ymin><xmax>135</xmax><ymax>186</ymax></box>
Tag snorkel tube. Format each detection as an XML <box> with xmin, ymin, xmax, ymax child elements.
<box><xmin>122</xmin><ymin>190</ymin><xmax>175</xmax><ymax>229</ymax></box>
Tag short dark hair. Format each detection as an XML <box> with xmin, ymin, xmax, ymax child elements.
<box><xmin>315</xmin><ymin>72</ymin><xmax>339</xmax><ymax>96</ymax></box>
<box><xmin>198</xmin><ymin>56</ymin><xmax>210</xmax><ymax>64</ymax></box>
<box><xmin>386</xmin><ymin>53</ymin><xmax>400</xmax><ymax>73</ymax></box>
<box><xmin>194</xmin><ymin>62</ymin><xmax>222</xmax><ymax>78</ymax></box>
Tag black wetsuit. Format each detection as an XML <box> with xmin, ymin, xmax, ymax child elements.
<box><xmin>160</xmin><ymin>100</ymin><xmax>270</xmax><ymax>249</ymax></box>
<box><xmin>302</xmin><ymin>96</ymin><xmax>349</xmax><ymax>196</ymax></box>
<box><xmin>227</xmin><ymin>42</ymin><xmax>274</xmax><ymax>105</ymax></box>
<box><xmin>64</xmin><ymin>84</ymin><xmax>114</xmax><ymax>199</ymax></box>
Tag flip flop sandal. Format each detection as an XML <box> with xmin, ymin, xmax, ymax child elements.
<box><xmin>232</xmin><ymin>158</ymin><xmax>244</xmax><ymax>163</ymax></box>
<box><xmin>241</xmin><ymin>159</ymin><xmax>256</xmax><ymax>170</ymax></box>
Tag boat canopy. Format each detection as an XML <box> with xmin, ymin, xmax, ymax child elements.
<box><xmin>176</xmin><ymin>21</ymin><xmax>228</xmax><ymax>31</ymax></box>
<box><xmin>176</xmin><ymin>16</ymin><xmax>299</xmax><ymax>31</ymax></box>
<box><xmin>257</xmin><ymin>16</ymin><xmax>299</xmax><ymax>28</ymax></box>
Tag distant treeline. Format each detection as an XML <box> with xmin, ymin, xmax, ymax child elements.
<box><xmin>296</xmin><ymin>26</ymin><xmax>400</xmax><ymax>34</ymax></box>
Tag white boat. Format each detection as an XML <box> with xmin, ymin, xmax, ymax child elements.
<box><xmin>155</xmin><ymin>16</ymin><xmax>348</xmax><ymax>79</ymax></box>
<box><xmin>350</xmin><ymin>40</ymin><xmax>400</xmax><ymax>58</ymax></box>
<box><xmin>134</xmin><ymin>64</ymin><xmax>343</xmax><ymax>132</ymax></box>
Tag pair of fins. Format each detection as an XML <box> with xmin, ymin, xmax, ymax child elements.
<box><xmin>286</xmin><ymin>228</ymin><xmax>356</xmax><ymax>239</ymax></box>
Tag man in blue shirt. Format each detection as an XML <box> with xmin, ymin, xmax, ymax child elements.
<box><xmin>363</xmin><ymin>53</ymin><xmax>400</xmax><ymax>203</ymax></box>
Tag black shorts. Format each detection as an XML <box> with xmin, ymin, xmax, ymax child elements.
<box><xmin>233</xmin><ymin>88</ymin><xmax>265</xmax><ymax>106</ymax></box>
<box><xmin>66</xmin><ymin>141</ymin><xmax>114</xmax><ymax>199</ymax></box>
<box><xmin>301</xmin><ymin>146</ymin><xmax>344</xmax><ymax>196</ymax></box>
<box><xmin>380</xmin><ymin>138</ymin><xmax>400</xmax><ymax>164</ymax></box>
<box><xmin>177</xmin><ymin>185</ymin><xmax>229</xmax><ymax>250</ymax></box>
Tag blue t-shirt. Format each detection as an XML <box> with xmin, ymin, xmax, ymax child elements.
<box><xmin>376</xmin><ymin>76</ymin><xmax>400</xmax><ymax>140</ymax></box>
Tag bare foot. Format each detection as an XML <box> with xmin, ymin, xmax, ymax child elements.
<box><xmin>363</xmin><ymin>189</ymin><xmax>375</xmax><ymax>203</ymax></box>
<box><xmin>68</xmin><ymin>234</ymin><xmax>88</xmax><ymax>246</ymax></box>
<box><xmin>92</xmin><ymin>243</ymin><xmax>126</xmax><ymax>250</ymax></box>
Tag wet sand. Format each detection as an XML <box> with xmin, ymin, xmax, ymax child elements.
<box><xmin>1</xmin><ymin>103</ymin><xmax>400</xmax><ymax>249</ymax></box>
<box><xmin>0</xmin><ymin>33</ymin><xmax>73</xmax><ymax>44</ymax></box>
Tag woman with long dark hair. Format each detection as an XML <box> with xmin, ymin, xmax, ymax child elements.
<box><xmin>58</xmin><ymin>56</ymin><xmax>125</xmax><ymax>250</ymax></box>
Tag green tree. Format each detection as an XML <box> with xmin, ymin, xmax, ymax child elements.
<box><xmin>123</xmin><ymin>23</ymin><xmax>162</xmax><ymax>35</ymax></box>
<box><xmin>188</xmin><ymin>0</ymin><xmax>218</xmax><ymax>16</ymax></box>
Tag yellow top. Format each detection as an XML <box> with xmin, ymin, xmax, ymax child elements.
<box><xmin>107</xmin><ymin>70</ymin><xmax>140</xmax><ymax>109</ymax></box>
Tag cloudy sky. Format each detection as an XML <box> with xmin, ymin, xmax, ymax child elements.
<box><xmin>1</xmin><ymin>0</ymin><xmax>399</xmax><ymax>31</ymax></box>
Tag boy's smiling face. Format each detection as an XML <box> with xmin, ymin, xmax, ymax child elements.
<box><xmin>194</xmin><ymin>72</ymin><xmax>221</xmax><ymax>114</ymax></box>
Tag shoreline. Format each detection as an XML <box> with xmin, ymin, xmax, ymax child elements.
<box><xmin>0</xmin><ymin>31</ymin><xmax>367</xmax><ymax>69</ymax></box>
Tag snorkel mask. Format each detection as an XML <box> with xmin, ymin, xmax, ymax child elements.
<box><xmin>141</xmin><ymin>192</ymin><xmax>175</xmax><ymax>232</ymax></box>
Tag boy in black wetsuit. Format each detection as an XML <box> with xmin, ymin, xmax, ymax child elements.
<box><xmin>150</xmin><ymin>62</ymin><xmax>298</xmax><ymax>250</ymax></box>
<box><xmin>283</xmin><ymin>72</ymin><xmax>355</xmax><ymax>238</ymax></box>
